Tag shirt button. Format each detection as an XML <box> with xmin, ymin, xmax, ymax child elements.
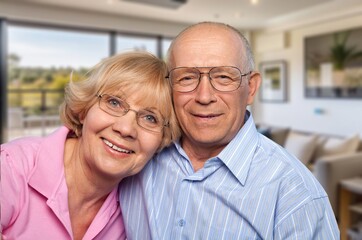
<box><xmin>178</xmin><ymin>219</ymin><xmax>186</xmax><ymax>227</ymax></box>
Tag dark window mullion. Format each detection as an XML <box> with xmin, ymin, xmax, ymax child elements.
<box><xmin>0</xmin><ymin>18</ymin><xmax>8</xmax><ymax>143</ymax></box>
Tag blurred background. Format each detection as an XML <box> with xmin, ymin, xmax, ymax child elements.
<box><xmin>1</xmin><ymin>1</ymin><xmax>362</xmax><ymax>238</ymax></box>
<box><xmin>1</xmin><ymin>0</ymin><xmax>362</xmax><ymax>143</ymax></box>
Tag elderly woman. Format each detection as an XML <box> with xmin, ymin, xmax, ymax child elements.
<box><xmin>0</xmin><ymin>52</ymin><xmax>180</xmax><ymax>239</ymax></box>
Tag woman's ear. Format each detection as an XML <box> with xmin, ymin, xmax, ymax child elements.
<box><xmin>79</xmin><ymin>112</ymin><xmax>85</xmax><ymax>124</ymax></box>
<box><xmin>247</xmin><ymin>72</ymin><xmax>261</xmax><ymax>105</ymax></box>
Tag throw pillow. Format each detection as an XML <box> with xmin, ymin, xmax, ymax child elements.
<box><xmin>257</xmin><ymin>127</ymin><xmax>271</xmax><ymax>139</ymax></box>
<box><xmin>310</xmin><ymin>135</ymin><xmax>328</xmax><ymax>163</ymax></box>
<box><xmin>314</xmin><ymin>134</ymin><xmax>360</xmax><ymax>159</ymax></box>
<box><xmin>269</xmin><ymin>127</ymin><xmax>290</xmax><ymax>146</ymax></box>
<box><xmin>284</xmin><ymin>132</ymin><xmax>318</xmax><ymax>165</ymax></box>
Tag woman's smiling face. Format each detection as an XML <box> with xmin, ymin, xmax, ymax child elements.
<box><xmin>78</xmin><ymin>93</ymin><xmax>163</xmax><ymax>181</ymax></box>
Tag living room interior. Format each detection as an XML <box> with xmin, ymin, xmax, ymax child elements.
<box><xmin>1</xmin><ymin>0</ymin><xmax>362</xmax><ymax>238</ymax></box>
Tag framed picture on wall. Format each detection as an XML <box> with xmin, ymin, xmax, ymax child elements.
<box><xmin>259</xmin><ymin>60</ymin><xmax>287</xmax><ymax>102</ymax></box>
<box><xmin>305</xmin><ymin>27</ymin><xmax>362</xmax><ymax>98</ymax></box>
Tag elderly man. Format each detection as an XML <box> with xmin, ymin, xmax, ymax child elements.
<box><xmin>120</xmin><ymin>22</ymin><xmax>339</xmax><ymax>239</ymax></box>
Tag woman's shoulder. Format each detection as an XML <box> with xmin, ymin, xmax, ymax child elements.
<box><xmin>1</xmin><ymin>127</ymin><xmax>69</xmax><ymax>155</ymax></box>
<box><xmin>1</xmin><ymin>127</ymin><xmax>69</xmax><ymax>171</ymax></box>
<box><xmin>2</xmin><ymin>135</ymin><xmax>45</xmax><ymax>156</ymax></box>
<box><xmin>1</xmin><ymin>135</ymin><xmax>46</xmax><ymax>175</ymax></box>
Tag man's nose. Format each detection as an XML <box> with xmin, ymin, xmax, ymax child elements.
<box><xmin>194</xmin><ymin>74</ymin><xmax>216</xmax><ymax>104</ymax></box>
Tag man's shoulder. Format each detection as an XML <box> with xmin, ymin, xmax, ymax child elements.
<box><xmin>256</xmin><ymin>135</ymin><xmax>327</xmax><ymax>197</ymax></box>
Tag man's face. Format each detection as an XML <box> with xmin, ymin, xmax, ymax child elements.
<box><xmin>169</xmin><ymin>25</ymin><xmax>260</xmax><ymax>154</ymax></box>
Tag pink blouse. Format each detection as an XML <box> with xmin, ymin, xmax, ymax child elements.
<box><xmin>1</xmin><ymin>127</ymin><xmax>126</xmax><ymax>240</ymax></box>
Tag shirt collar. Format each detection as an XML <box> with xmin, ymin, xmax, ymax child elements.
<box><xmin>173</xmin><ymin>110</ymin><xmax>259</xmax><ymax>185</ymax></box>
<box><xmin>218</xmin><ymin>110</ymin><xmax>259</xmax><ymax>185</ymax></box>
<box><xmin>28</xmin><ymin>126</ymin><xmax>70</xmax><ymax>198</ymax></box>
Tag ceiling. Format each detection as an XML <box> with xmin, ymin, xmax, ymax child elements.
<box><xmin>8</xmin><ymin>0</ymin><xmax>362</xmax><ymax>29</ymax></box>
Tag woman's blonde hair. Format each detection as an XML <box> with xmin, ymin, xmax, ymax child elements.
<box><xmin>60</xmin><ymin>51</ymin><xmax>180</xmax><ymax>150</ymax></box>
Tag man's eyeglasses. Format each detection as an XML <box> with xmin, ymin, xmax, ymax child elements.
<box><xmin>96</xmin><ymin>94</ymin><xmax>168</xmax><ymax>133</ymax></box>
<box><xmin>166</xmin><ymin>66</ymin><xmax>251</xmax><ymax>93</ymax></box>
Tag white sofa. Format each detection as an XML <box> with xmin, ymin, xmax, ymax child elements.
<box><xmin>257</xmin><ymin>124</ymin><xmax>362</xmax><ymax>218</ymax></box>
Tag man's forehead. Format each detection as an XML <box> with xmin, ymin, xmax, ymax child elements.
<box><xmin>171</xmin><ymin>44</ymin><xmax>243</xmax><ymax>68</ymax></box>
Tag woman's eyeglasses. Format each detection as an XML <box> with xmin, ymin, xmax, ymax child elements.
<box><xmin>96</xmin><ymin>94</ymin><xmax>168</xmax><ymax>133</ymax></box>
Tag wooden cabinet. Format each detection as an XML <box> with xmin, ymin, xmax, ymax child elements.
<box><xmin>339</xmin><ymin>178</ymin><xmax>362</xmax><ymax>240</ymax></box>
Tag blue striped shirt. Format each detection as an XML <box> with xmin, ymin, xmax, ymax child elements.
<box><xmin>119</xmin><ymin>112</ymin><xmax>339</xmax><ymax>239</ymax></box>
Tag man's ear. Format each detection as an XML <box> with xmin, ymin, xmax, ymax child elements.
<box><xmin>247</xmin><ymin>72</ymin><xmax>261</xmax><ymax>105</ymax></box>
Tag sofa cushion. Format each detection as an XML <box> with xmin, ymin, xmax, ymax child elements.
<box><xmin>284</xmin><ymin>131</ymin><xmax>318</xmax><ymax>165</ymax></box>
<box><xmin>309</xmin><ymin>136</ymin><xmax>328</xmax><ymax>163</ymax></box>
<box><xmin>256</xmin><ymin>124</ymin><xmax>289</xmax><ymax>146</ymax></box>
<box><xmin>257</xmin><ymin>127</ymin><xmax>271</xmax><ymax>139</ymax></box>
<box><xmin>314</xmin><ymin>134</ymin><xmax>360</xmax><ymax>159</ymax></box>
<box><xmin>269</xmin><ymin>127</ymin><xmax>290</xmax><ymax>146</ymax></box>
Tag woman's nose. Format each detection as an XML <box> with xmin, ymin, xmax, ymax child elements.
<box><xmin>111</xmin><ymin>111</ymin><xmax>138</xmax><ymax>139</ymax></box>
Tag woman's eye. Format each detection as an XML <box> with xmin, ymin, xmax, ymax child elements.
<box><xmin>139</xmin><ymin>110</ymin><xmax>160</xmax><ymax>125</ymax></box>
<box><xmin>144</xmin><ymin>114</ymin><xmax>157</xmax><ymax>123</ymax></box>
<box><xmin>107</xmin><ymin>97</ymin><xmax>122</xmax><ymax>108</ymax></box>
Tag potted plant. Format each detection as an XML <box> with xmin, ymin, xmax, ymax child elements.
<box><xmin>330</xmin><ymin>31</ymin><xmax>362</xmax><ymax>86</ymax></box>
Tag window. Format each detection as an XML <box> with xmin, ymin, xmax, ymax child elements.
<box><xmin>161</xmin><ymin>38</ymin><xmax>172</xmax><ymax>60</ymax></box>
<box><xmin>2</xmin><ymin>21</ymin><xmax>171</xmax><ymax>143</ymax></box>
<box><xmin>0</xmin><ymin>19</ymin><xmax>7</xmax><ymax>142</ymax></box>
<box><xmin>116</xmin><ymin>34</ymin><xmax>158</xmax><ymax>55</ymax></box>
<box><xmin>7</xmin><ymin>24</ymin><xmax>109</xmax><ymax>141</ymax></box>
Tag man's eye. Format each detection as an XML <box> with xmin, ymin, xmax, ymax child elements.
<box><xmin>213</xmin><ymin>73</ymin><xmax>233</xmax><ymax>80</ymax></box>
<box><xmin>176</xmin><ymin>75</ymin><xmax>198</xmax><ymax>86</ymax></box>
<box><xmin>177</xmin><ymin>73</ymin><xmax>198</xmax><ymax>81</ymax></box>
<box><xmin>179</xmin><ymin>77</ymin><xmax>193</xmax><ymax>81</ymax></box>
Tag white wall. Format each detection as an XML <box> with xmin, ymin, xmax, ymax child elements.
<box><xmin>252</xmin><ymin>14</ymin><xmax>362</xmax><ymax>137</ymax></box>
<box><xmin>0</xmin><ymin>1</ymin><xmax>187</xmax><ymax>37</ymax></box>
<box><xmin>0</xmin><ymin>1</ymin><xmax>252</xmax><ymax>40</ymax></box>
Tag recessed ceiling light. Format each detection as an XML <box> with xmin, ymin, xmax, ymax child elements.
<box><xmin>251</xmin><ymin>0</ymin><xmax>258</xmax><ymax>5</ymax></box>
